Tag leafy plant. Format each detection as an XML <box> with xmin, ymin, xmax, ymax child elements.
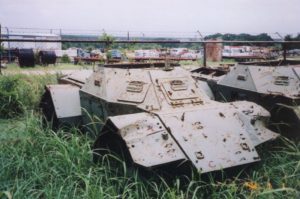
<box><xmin>0</xmin><ymin>74</ymin><xmax>57</xmax><ymax>118</ymax></box>
<box><xmin>61</xmin><ymin>54</ymin><xmax>71</xmax><ymax>63</ymax></box>
<box><xmin>0</xmin><ymin>114</ymin><xmax>299</xmax><ymax>199</ymax></box>
<box><xmin>0</xmin><ymin>73</ymin><xmax>299</xmax><ymax>199</ymax></box>
<box><xmin>99</xmin><ymin>33</ymin><xmax>115</xmax><ymax>51</ymax></box>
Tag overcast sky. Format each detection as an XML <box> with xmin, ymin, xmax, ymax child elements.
<box><xmin>0</xmin><ymin>0</ymin><xmax>299</xmax><ymax>36</ymax></box>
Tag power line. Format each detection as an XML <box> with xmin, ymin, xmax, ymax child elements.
<box><xmin>1</xmin><ymin>26</ymin><xmax>300</xmax><ymax>39</ymax></box>
<box><xmin>1</xmin><ymin>38</ymin><xmax>300</xmax><ymax>44</ymax></box>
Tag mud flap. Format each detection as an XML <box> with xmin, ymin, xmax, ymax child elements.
<box><xmin>40</xmin><ymin>85</ymin><xmax>82</xmax><ymax>127</ymax></box>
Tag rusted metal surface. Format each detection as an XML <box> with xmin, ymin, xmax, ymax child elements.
<box><xmin>205</xmin><ymin>39</ymin><xmax>223</xmax><ymax>62</ymax></box>
<box><xmin>223</xmin><ymin>55</ymin><xmax>266</xmax><ymax>60</ymax></box>
<box><xmin>77</xmin><ymin>64</ymin><xmax>278</xmax><ymax>173</ymax></box>
<box><xmin>160</xmin><ymin>109</ymin><xmax>260</xmax><ymax>172</ymax></box>
<box><xmin>74</xmin><ymin>57</ymin><xmax>105</xmax><ymax>63</ymax></box>
<box><xmin>219</xmin><ymin>65</ymin><xmax>300</xmax><ymax>99</ymax></box>
<box><xmin>103</xmin><ymin>62</ymin><xmax>179</xmax><ymax>68</ymax></box>
<box><xmin>42</xmin><ymin>62</ymin><xmax>279</xmax><ymax>173</ymax></box>
<box><xmin>108</xmin><ymin>113</ymin><xmax>186</xmax><ymax>167</ymax></box>
<box><xmin>2</xmin><ymin>37</ymin><xmax>299</xmax><ymax>68</ymax></box>
<box><xmin>229</xmin><ymin>101</ymin><xmax>279</xmax><ymax>146</ymax></box>
<box><xmin>192</xmin><ymin>64</ymin><xmax>300</xmax><ymax>135</ymax></box>
<box><xmin>203</xmin><ymin>43</ymin><xmax>206</xmax><ymax>67</ymax></box>
<box><xmin>191</xmin><ymin>67</ymin><xmax>228</xmax><ymax>83</ymax></box>
<box><xmin>239</xmin><ymin>59</ymin><xmax>300</xmax><ymax>66</ymax></box>
<box><xmin>222</xmin><ymin>46</ymin><xmax>278</xmax><ymax>61</ymax></box>
<box><xmin>192</xmin><ymin>64</ymin><xmax>300</xmax><ymax>100</ymax></box>
<box><xmin>134</xmin><ymin>57</ymin><xmax>197</xmax><ymax>61</ymax></box>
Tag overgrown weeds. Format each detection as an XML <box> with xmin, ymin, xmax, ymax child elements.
<box><xmin>0</xmin><ymin>114</ymin><xmax>299</xmax><ymax>199</ymax></box>
<box><xmin>0</xmin><ymin>74</ymin><xmax>299</xmax><ymax>198</ymax></box>
<box><xmin>0</xmin><ymin>74</ymin><xmax>57</xmax><ymax>119</ymax></box>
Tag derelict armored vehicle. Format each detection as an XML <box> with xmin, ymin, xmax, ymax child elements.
<box><xmin>41</xmin><ymin>62</ymin><xmax>278</xmax><ymax>173</ymax></box>
<box><xmin>192</xmin><ymin>60</ymin><xmax>300</xmax><ymax>135</ymax></box>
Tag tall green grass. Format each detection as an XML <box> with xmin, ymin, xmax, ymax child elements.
<box><xmin>0</xmin><ymin>74</ymin><xmax>57</xmax><ymax>118</ymax></box>
<box><xmin>0</xmin><ymin>114</ymin><xmax>299</xmax><ymax>198</ymax></box>
<box><xmin>4</xmin><ymin>63</ymin><xmax>93</xmax><ymax>72</ymax></box>
<box><xmin>0</xmin><ymin>74</ymin><xmax>299</xmax><ymax>198</ymax></box>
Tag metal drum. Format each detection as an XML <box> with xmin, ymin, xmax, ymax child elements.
<box><xmin>18</xmin><ymin>49</ymin><xmax>35</xmax><ymax>67</ymax></box>
<box><xmin>39</xmin><ymin>50</ymin><xmax>56</xmax><ymax>65</ymax></box>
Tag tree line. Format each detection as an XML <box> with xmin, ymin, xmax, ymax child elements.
<box><xmin>62</xmin><ymin>33</ymin><xmax>300</xmax><ymax>50</ymax></box>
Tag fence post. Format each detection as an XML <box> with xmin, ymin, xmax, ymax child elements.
<box><xmin>282</xmin><ymin>43</ymin><xmax>287</xmax><ymax>62</ymax></box>
<box><xmin>0</xmin><ymin>24</ymin><xmax>2</xmax><ymax>75</ymax></box>
<box><xmin>203</xmin><ymin>42</ymin><xmax>206</xmax><ymax>67</ymax></box>
<box><xmin>5</xmin><ymin>27</ymin><xmax>11</xmax><ymax>63</ymax></box>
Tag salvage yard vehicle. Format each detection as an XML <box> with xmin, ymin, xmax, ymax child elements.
<box><xmin>41</xmin><ymin>62</ymin><xmax>278</xmax><ymax>173</ymax></box>
<box><xmin>192</xmin><ymin>60</ymin><xmax>300</xmax><ymax>135</ymax></box>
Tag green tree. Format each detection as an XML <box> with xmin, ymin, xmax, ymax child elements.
<box><xmin>99</xmin><ymin>33</ymin><xmax>115</xmax><ymax>51</ymax></box>
<box><xmin>204</xmin><ymin>33</ymin><xmax>273</xmax><ymax>46</ymax></box>
<box><xmin>61</xmin><ymin>54</ymin><xmax>71</xmax><ymax>63</ymax></box>
<box><xmin>284</xmin><ymin>34</ymin><xmax>300</xmax><ymax>49</ymax></box>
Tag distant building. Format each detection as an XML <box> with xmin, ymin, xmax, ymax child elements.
<box><xmin>2</xmin><ymin>33</ymin><xmax>62</xmax><ymax>51</ymax></box>
<box><xmin>55</xmin><ymin>48</ymin><xmax>78</xmax><ymax>58</ymax></box>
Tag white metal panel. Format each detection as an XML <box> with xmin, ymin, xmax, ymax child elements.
<box><xmin>219</xmin><ymin>65</ymin><xmax>257</xmax><ymax>92</ymax></box>
<box><xmin>47</xmin><ymin>85</ymin><xmax>81</xmax><ymax>118</ymax></box>
<box><xmin>118</xmin><ymin>82</ymin><xmax>150</xmax><ymax>103</ymax></box>
<box><xmin>161</xmin><ymin>78</ymin><xmax>198</xmax><ymax>100</ymax></box>
<box><xmin>64</xmin><ymin>70</ymin><xmax>93</xmax><ymax>84</ymax></box>
<box><xmin>160</xmin><ymin>108</ymin><xmax>260</xmax><ymax>173</ymax></box>
<box><xmin>195</xmin><ymin>81</ymin><xmax>215</xmax><ymax>100</ymax></box>
<box><xmin>109</xmin><ymin>113</ymin><xmax>186</xmax><ymax>167</ymax></box>
<box><xmin>293</xmin><ymin>67</ymin><xmax>300</xmax><ymax>80</ymax></box>
<box><xmin>249</xmin><ymin>66</ymin><xmax>300</xmax><ymax>98</ymax></box>
<box><xmin>231</xmin><ymin>101</ymin><xmax>279</xmax><ymax>146</ymax></box>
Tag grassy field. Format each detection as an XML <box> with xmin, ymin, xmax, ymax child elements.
<box><xmin>2</xmin><ymin>63</ymin><xmax>94</xmax><ymax>74</ymax></box>
<box><xmin>2</xmin><ymin>59</ymin><xmax>236</xmax><ymax>73</ymax></box>
<box><xmin>0</xmin><ymin>73</ymin><xmax>299</xmax><ymax>199</ymax></box>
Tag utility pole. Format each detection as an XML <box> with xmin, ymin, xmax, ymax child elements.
<box><xmin>203</xmin><ymin>43</ymin><xmax>206</xmax><ymax>67</ymax></box>
<box><xmin>282</xmin><ymin>43</ymin><xmax>287</xmax><ymax>62</ymax></box>
<box><xmin>197</xmin><ymin>31</ymin><xmax>206</xmax><ymax>66</ymax></box>
<box><xmin>197</xmin><ymin>30</ymin><xmax>204</xmax><ymax>41</ymax></box>
<box><xmin>5</xmin><ymin>27</ymin><xmax>11</xmax><ymax>63</ymax></box>
<box><xmin>275</xmin><ymin>32</ymin><xmax>284</xmax><ymax>41</ymax></box>
<box><xmin>275</xmin><ymin>32</ymin><xmax>287</xmax><ymax>62</ymax></box>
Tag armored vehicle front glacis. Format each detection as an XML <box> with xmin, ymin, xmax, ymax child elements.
<box><xmin>41</xmin><ymin>63</ymin><xmax>278</xmax><ymax>173</ymax></box>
